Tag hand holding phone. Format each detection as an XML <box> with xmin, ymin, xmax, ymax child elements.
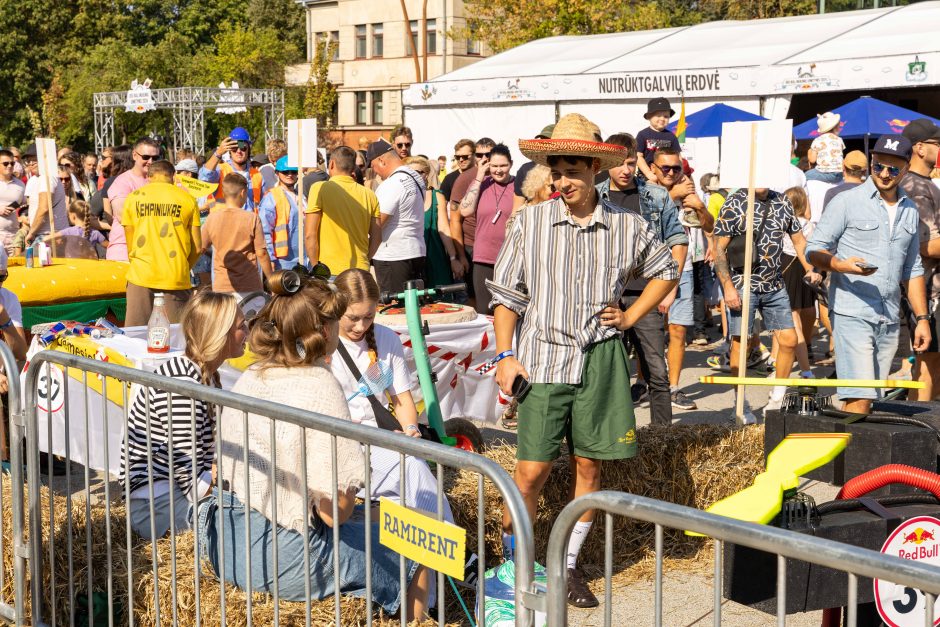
<box><xmin>511</xmin><ymin>374</ymin><xmax>532</xmax><ymax>402</ymax></box>
<box><xmin>855</xmin><ymin>261</ymin><xmax>878</xmax><ymax>272</ymax></box>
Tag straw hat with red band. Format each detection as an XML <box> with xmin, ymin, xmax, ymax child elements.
<box><xmin>519</xmin><ymin>113</ymin><xmax>627</xmax><ymax>171</ymax></box>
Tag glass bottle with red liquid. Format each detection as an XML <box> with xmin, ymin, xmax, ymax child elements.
<box><xmin>147</xmin><ymin>293</ymin><xmax>171</xmax><ymax>353</ymax></box>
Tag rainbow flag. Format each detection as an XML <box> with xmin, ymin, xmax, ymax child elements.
<box><xmin>676</xmin><ymin>98</ymin><xmax>687</xmax><ymax>144</ymax></box>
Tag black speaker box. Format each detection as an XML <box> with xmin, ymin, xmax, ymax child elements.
<box><xmin>724</xmin><ymin>502</ymin><xmax>940</xmax><ymax>614</ymax></box>
<box><xmin>764</xmin><ymin>401</ymin><xmax>939</xmax><ymax>495</ymax></box>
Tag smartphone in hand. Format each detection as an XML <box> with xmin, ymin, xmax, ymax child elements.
<box><xmin>511</xmin><ymin>374</ymin><xmax>532</xmax><ymax>402</ymax></box>
<box><xmin>855</xmin><ymin>262</ymin><xmax>878</xmax><ymax>272</ymax></box>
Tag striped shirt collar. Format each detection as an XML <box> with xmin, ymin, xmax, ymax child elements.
<box><xmin>549</xmin><ymin>196</ymin><xmax>610</xmax><ymax>229</ymax></box>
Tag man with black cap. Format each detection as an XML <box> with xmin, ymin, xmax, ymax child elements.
<box><xmin>807</xmin><ymin>134</ymin><xmax>930</xmax><ymax>415</ymax></box>
<box><xmin>636</xmin><ymin>97</ymin><xmax>680</xmax><ymax>184</ymax></box>
<box><xmin>900</xmin><ymin>119</ymin><xmax>940</xmax><ymax>400</ymax></box>
<box><xmin>366</xmin><ymin>138</ymin><xmax>426</xmax><ymax>292</ymax></box>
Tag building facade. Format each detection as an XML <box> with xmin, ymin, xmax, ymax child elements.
<box><xmin>290</xmin><ymin>0</ymin><xmax>489</xmax><ymax>147</ymax></box>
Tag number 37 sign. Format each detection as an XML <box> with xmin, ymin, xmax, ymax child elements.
<box><xmin>875</xmin><ymin>516</ymin><xmax>940</xmax><ymax>627</ymax></box>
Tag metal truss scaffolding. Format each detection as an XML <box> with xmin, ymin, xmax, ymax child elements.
<box><xmin>92</xmin><ymin>87</ymin><xmax>285</xmax><ymax>155</ymax></box>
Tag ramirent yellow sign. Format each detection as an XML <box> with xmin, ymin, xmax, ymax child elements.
<box><xmin>379</xmin><ymin>497</ymin><xmax>466</xmax><ymax>580</ymax></box>
<box><xmin>175</xmin><ymin>175</ymin><xmax>218</xmax><ymax>199</ymax></box>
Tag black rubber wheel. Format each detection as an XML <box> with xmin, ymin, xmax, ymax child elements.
<box><xmin>238</xmin><ymin>291</ymin><xmax>271</xmax><ymax>319</ymax></box>
<box><xmin>444</xmin><ymin>417</ymin><xmax>484</xmax><ymax>453</ymax></box>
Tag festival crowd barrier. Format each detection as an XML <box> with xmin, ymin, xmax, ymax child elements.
<box><xmin>4</xmin><ymin>345</ymin><xmax>940</xmax><ymax>626</ymax></box>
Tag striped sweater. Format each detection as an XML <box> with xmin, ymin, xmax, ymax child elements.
<box><xmin>120</xmin><ymin>356</ymin><xmax>215</xmax><ymax>499</ymax></box>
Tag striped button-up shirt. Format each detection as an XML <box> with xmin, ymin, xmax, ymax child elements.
<box><xmin>487</xmin><ymin>196</ymin><xmax>678</xmax><ymax>384</ymax></box>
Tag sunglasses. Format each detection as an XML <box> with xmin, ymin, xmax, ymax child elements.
<box><xmin>58</xmin><ymin>162</ymin><xmax>74</xmax><ymax>168</ymax></box>
<box><xmin>656</xmin><ymin>164</ymin><xmax>682</xmax><ymax>174</ymax></box>
<box><xmin>396</xmin><ymin>142</ymin><xmax>412</xmax><ymax>149</ymax></box>
<box><xmin>0</xmin><ymin>272</ymin><xmax>7</xmax><ymax>282</ymax></box>
<box><xmin>475</xmin><ymin>152</ymin><xmax>491</xmax><ymax>159</ymax></box>
<box><xmin>454</xmin><ymin>154</ymin><xmax>472</xmax><ymax>161</ymax></box>
<box><xmin>871</xmin><ymin>160</ymin><xmax>902</xmax><ymax>178</ymax></box>
<box><xmin>277</xmin><ymin>170</ymin><xmax>298</xmax><ymax>176</ymax></box>
<box><xmin>0</xmin><ymin>162</ymin><xmax>12</xmax><ymax>167</ymax></box>
<box><xmin>135</xmin><ymin>153</ymin><xmax>158</xmax><ymax>161</ymax></box>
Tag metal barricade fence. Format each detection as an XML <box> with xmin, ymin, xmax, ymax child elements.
<box><xmin>16</xmin><ymin>350</ymin><xmax>538</xmax><ymax>627</ymax></box>
<box><xmin>0</xmin><ymin>341</ymin><xmax>26</xmax><ymax>624</ymax></box>
<box><xmin>544</xmin><ymin>490</ymin><xmax>940</xmax><ymax>627</ymax></box>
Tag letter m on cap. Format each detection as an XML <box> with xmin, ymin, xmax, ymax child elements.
<box><xmin>885</xmin><ymin>139</ymin><xmax>899</xmax><ymax>151</ymax></box>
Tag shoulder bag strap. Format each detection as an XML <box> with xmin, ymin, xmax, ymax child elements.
<box><xmin>334</xmin><ymin>342</ymin><xmax>401</xmax><ymax>432</ymax></box>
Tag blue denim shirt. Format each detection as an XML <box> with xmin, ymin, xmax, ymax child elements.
<box><xmin>805</xmin><ymin>177</ymin><xmax>923</xmax><ymax>323</ymax></box>
<box><xmin>597</xmin><ymin>177</ymin><xmax>687</xmax><ymax>250</ymax></box>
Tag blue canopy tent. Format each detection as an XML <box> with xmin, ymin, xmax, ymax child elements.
<box><xmin>793</xmin><ymin>96</ymin><xmax>940</xmax><ymax>156</ymax></box>
<box><xmin>667</xmin><ymin>103</ymin><xmax>767</xmax><ymax>138</ymax></box>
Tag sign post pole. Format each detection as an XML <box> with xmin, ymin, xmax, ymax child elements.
<box><xmin>734</xmin><ymin>123</ymin><xmax>759</xmax><ymax>422</ymax></box>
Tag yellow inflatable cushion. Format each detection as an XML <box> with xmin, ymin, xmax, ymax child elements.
<box><xmin>7</xmin><ymin>258</ymin><xmax>128</xmax><ymax>307</ymax></box>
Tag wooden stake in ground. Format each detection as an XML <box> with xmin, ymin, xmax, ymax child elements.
<box><xmin>36</xmin><ymin>138</ymin><xmax>59</xmax><ymax>259</ymax></box>
<box><xmin>733</xmin><ymin>123</ymin><xmax>759</xmax><ymax>423</ymax></box>
<box><xmin>296</xmin><ymin>123</ymin><xmax>305</xmax><ymax>268</ymax></box>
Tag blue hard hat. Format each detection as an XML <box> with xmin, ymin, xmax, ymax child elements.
<box><xmin>229</xmin><ymin>127</ymin><xmax>251</xmax><ymax>142</ymax></box>
<box><xmin>275</xmin><ymin>156</ymin><xmax>297</xmax><ymax>173</ymax></box>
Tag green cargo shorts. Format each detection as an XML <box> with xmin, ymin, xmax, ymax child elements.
<box><xmin>516</xmin><ymin>337</ymin><xmax>637</xmax><ymax>462</ymax></box>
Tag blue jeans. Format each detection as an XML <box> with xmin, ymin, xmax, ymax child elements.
<box><xmin>196</xmin><ymin>490</ymin><xmax>417</xmax><ymax>614</ymax></box>
<box><xmin>726</xmin><ymin>287</ymin><xmax>794</xmax><ymax>336</ymax></box>
<box><xmin>831</xmin><ymin>313</ymin><xmax>899</xmax><ymax>400</ymax></box>
<box><xmin>668</xmin><ymin>270</ymin><xmax>694</xmax><ymax>327</ymax></box>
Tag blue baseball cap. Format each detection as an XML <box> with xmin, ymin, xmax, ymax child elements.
<box><xmin>229</xmin><ymin>127</ymin><xmax>251</xmax><ymax>142</ymax></box>
<box><xmin>871</xmin><ymin>134</ymin><xmax>912</xmax><ymax>161</ymax></box>
<box><xmin>275</xmin><ymin>156</ymin><xmax>297</xmax><ymax>173</ymax></box>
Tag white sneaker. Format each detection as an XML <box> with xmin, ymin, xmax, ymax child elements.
<box><xmin>736</xmin><ymin>402</ymin><xmax>758</xmax><ymax>425</ymax></box>
<box><xmin>764</xmin><ymin>395</ymin><xmax>783</xmax><ymax>413</ymax></box>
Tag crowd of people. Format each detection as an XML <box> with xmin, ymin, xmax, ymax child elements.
<box><xmin>4</xmin><ymin>99</ymin><xmax>940</xmax><ymax>616</ymax></box>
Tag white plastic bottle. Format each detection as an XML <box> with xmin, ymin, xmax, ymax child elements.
<box><xmin>147</xmin><ymin>293</ymin><xmax>171</xmax><ymax>353</ymax></box>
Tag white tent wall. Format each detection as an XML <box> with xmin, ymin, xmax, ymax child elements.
<box><xmin>406</xmin><ymin>103</ymin><xmax>557</xmax><ymax>175</ymax></box>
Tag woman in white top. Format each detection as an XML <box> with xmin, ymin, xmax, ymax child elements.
<box><xmin>196</xmin><ymin>271</ymin><xmax>429</xmax><ymax>619</ymax></box>
<box><xmin>331</xmin><ymin>269</ymin><xmax>455</xmax><ymax>607</ymax></box>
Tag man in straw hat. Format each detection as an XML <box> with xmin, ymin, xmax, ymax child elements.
<box><xmin>488</xmin><ymin>113</ymin><xmax>678</xmax><ymax>607</ymax></box>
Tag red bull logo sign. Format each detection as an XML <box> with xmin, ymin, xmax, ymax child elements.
<box><xmin>875</xmin><ymin>516</ymin><xmax>940</xmax><ymax>627</ymax></box>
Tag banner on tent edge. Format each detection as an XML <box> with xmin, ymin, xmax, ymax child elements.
<box><xmin>379</xmin><ymin>497</ymin><xmax>466</xmax><ymax>579</ymax></box>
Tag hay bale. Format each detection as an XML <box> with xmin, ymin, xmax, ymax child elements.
<box><xmin>447</xmin><ymin>424</ymin><xmax>765</xmax><ymax>573</ymax></box>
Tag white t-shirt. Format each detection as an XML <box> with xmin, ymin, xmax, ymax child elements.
<box><xmin>0</xmin><ymin>178</ymin><xmax>25</xmax><ymax>248</ymax></box>
<box><xmin>805</xmin><ymin>179</ymin><xmax>835</xmax><ymax>225</ymax></box>
<box><xmin>0</xmin><ymin>288</ymin><xmax>23</xmax><ymax>328</ymax></box>
<box><xmin>771</xmin><ymin>164</ymin><xmax>807</xmax><ymax>196</ymax></box>
<box><xmin>884</xmin><ymin>198</ymin><xmax>899</xmax><ymax>236</ymax></box>
<box><xmin>373</xmin><ymin>166</ymin><xmax>427</xmax><ymax>261</ymax></box>
<box><xmin>810</xmin><ymin>133</ymin><xmax>845</xmax><ymax>173</ymax></box>
<box><xmin>330</xmin><ymin>324</ymin><xmax>412</xmax><ymax>428</ymax></box>
<box><xmin>782</xmin><ymin>216</ymin><xmax>813</xmax><ymax>257</ymax></box>
<box><xmin>24</xmin><ymin>175</ymin><xmax>68</xmax><ymax>239</ymax></box>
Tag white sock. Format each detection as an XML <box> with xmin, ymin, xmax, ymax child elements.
<box><xmin>770</xmin><ymin>385</ymin><xmax>786</xmax><ymax>401</ymax></box>
<box><xmin>566</xmin><ymin>521</ymin><xmax>593</xmax><ymax>570</ymax></box>
<box><xmin>502</xmin><ymin>532</ymin><xmax>515</xmax><ymax>560</ymax></box>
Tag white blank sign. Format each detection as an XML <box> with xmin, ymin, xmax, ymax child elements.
<box><xmin>287</xmin><ymin>119</ymin><xmax>318</xmax><ymax>168</ymax></box>
<box><xmin>35</xmin><ymin>138</ymin><xmax>58</xmax><ymax>193</ymax></box>
<box><xmin>719</xmin><ymin>120</ymin><xmax>793</xmax><ymax>190</ymax></box>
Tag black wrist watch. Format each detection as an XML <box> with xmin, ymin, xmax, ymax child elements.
<box><xmin>916</xmin><ymin>314</ymin><xmax>931</xmax><ymax>323</ymax></box>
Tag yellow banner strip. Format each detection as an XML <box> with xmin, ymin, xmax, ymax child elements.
<box><xmin>700</xmin><ymin>376</ymin><xmax>925</xmax><ymax>389</ymax></box>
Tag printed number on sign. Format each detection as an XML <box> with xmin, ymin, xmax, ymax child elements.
<box><xmin>37</xmin><ymin>365</ymin><xmax>65</xmax><ymax>414</ymax></box>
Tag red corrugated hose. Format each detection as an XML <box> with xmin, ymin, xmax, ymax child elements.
<box><xmin>822</xmin><ymin>464</ymin><xmax>940</xmax><ymax>627</ymax></box>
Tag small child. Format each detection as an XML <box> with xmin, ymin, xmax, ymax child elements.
<box><xmin>636</xmin><ymin>97</ymin><xmax>681</xmax><ymax>184</ymax></box>
<box><xmin>200</xmin><ymin>173</ymin><xmax>273</xmax><ymax>301</ymax></box>
<box><xmin>11</xmin><ymin>206</ymin><xmax>29</xmax><ymax>256</ymax></box>
<box><xmin>806</xmin><ymin>112</ymin><xmax>845</xmax><ymax>184</ymax></box>
<box><xmin>57</xmin><ymin>200</ymin><xmax>107</xmax><ymax>247</ymax></box>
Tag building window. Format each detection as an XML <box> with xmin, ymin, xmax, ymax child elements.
<box><xmin>409</xmin><ymin>20</ymin><xmax>419</xmax><ymax>55</ymax></box>
<box><xmin>355</xmin><ymin>25</ymin><xmax>367</xmax><ymax>59</ymax></box>
<box><xmin>371</xmin><ymin>91</ymin><xmax>383</xmax><ymax>125</ymax></box>
<box><xmin>330</xmin><ymin>31</ymin><xmax>340</xmax><ymax>60</ymax></box>
<box><xmin>356</xmin><ymin>92</ymin><xmax>368</xmax><ymax>125</ymax></box>
<box><xmin>467</xmin><ymin>33</ymin><xmax>481</xmax><ymax>56</ymax></box>
<box><xmin>372</xmin><ymin>23</ymin><xmax>383</xmax><ymax>58</ymax></box>
<box><xmin>426</xmin><ymin>19</ymin><xmax>437</xmax><ymax>55</ymax></box>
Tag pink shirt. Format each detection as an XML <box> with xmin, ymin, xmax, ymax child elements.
<box><xmin>105</xmin><ymin>171</ymin><xmax>147</xmax><ymax>261</ymax></box>
<box><xmin>471</xmin><ymin>177</ymin><xmax>514</xmax><ymax>265</ymax></box>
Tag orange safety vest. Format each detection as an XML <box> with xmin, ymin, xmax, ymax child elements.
<box><xmin>215</xmin><ymin>163</ymin><xmax>263</xmax><ymax>208</ymax></box>
<box><xmin>269</xmin><ymin>186</ymin><xmax>296</xmax><ymax>259</ymax></box>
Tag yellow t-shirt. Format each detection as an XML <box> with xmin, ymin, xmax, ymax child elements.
<box><xmin>708</xmin><ymin>190</ymin><xmax>728</xmax><ymax>220</ymax></box>
<box><xmin>306</xmin><ymin>174</ymin><xmax>380</xmax><ymax>273</ymax></box>
<box><xmin>122</xmin><ymin>181</ymin><xmax>200</xmax><ymax>290</ymax></box>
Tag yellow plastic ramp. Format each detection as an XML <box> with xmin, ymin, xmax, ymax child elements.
<box><xmin>686</xmin><ymin>433</ymin><xmax>851</xmax><ymax>536</ymax></box>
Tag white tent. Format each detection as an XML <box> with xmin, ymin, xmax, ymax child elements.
<box><xmin>403</xmin><ymin>2</ymin><xmax>940</xmax><ymax>174</ymax></box>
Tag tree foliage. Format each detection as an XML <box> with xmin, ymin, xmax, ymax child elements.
<box><xmin>0</xmin><ymin>0</ymin><xmax>307</xmax><ymax>150</ymax></box>
<box><xmin>304</xmin><ymin>39</ymin><xmax>340</xmax><ymax>130</ymax></box>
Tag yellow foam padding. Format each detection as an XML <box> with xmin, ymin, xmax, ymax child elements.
<box><xmin>700</xmin><ymin>376</ymin><xmax>924</xmax><ymax>389</ymax></box>
<box><xmin>225</xmin><ymin>347</ymin><xmax>258</xmax><ymax>372</ymax></box>
<box><xmin>6</xmin><ymin>258</ymin><xmax>129</xmax><ymax>306</ymax></box>
<box><xmin>686</xmin><ymin>433</ymin><xmax>851</xmax><ymax>536</ymax></box>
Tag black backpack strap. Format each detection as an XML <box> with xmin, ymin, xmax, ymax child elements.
<box><xmin>334</xmin><ymin>342</ymin><xmax>401</xmax><ymax>432</ymax></box>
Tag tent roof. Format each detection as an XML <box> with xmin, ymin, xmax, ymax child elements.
<box><xmin>436</xmin><ymin>3</ymin><xmax>940</xmax><ymax>82</ymax></box>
